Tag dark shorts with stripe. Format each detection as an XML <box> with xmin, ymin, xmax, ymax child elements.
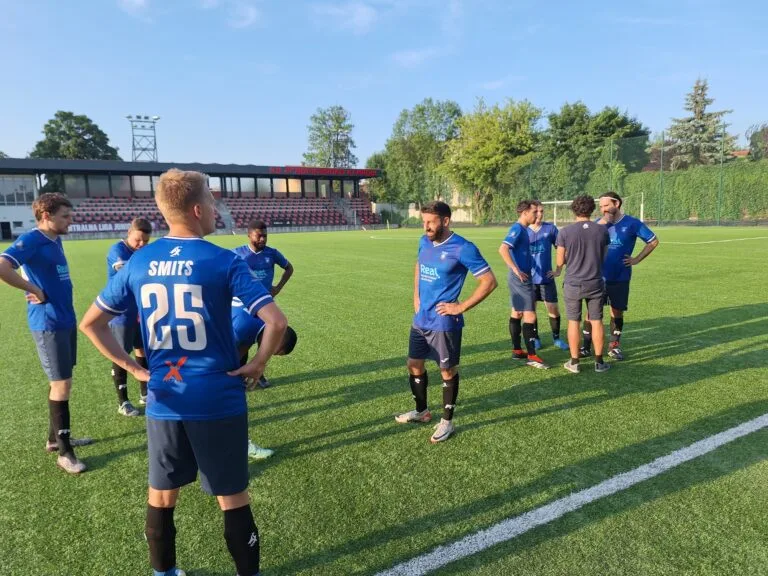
<box><xmin>563</xmin><ymin>279</ymin><xmax>605</xmax><ymax>322</ymax></box>
<box><xmin>147</xmin><ymin>412</ymin><xmax>249</xmax><ymax>496</ymax></box>
<box><xmin>603</xmin><ymin>281</ymin><xmax>630</xmax><ymax>312</ymax></box>
<box><xmin>534</xmin><ymin>282</ymin><xmax>558</xmax><ymax>303</ymax></box>
<box><xmin>408</xmin><ymin>325</ymin><xmax>462</xmax><ymax>370</ymax></box>
<box><xmin>507</xmin><ymin>272</ymin><xmax>536</xmax><ymax>312</ymax></box>
<box><xmin>109</xmin><ymin>321</ymin><xmax>143</xmax><ymax>354</ymax></box>
<box><xmin>32</xmin><ymin>328</ymin><xmax>77</xmax><ymax>381</ymax></box>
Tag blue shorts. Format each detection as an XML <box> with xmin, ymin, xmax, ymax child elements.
<box><xmin>232</xmin><ymin>309</ymin><xmax>265</xmax><ymax>349</ymax></box>
<box><xmin>534</xmin><ymin>282</ymin><xmax>558</xmax><ymax>303</ymax></box>
<box><xmin>604</xmin><ymin>281</ymin><xmax>630</xmax><ymax>312</ymax></box>
<box><xmin>109</xmin><ymin>321</ymin><xmax>143</xmax><ymax>354</ymax></box>
<box><xmin>147</xmin><ymin>413</ymin><xmax>249</xmax><ymax>496</ymax></box>
<box><xmin>408</xmin><ymin>325</ymin><xmax>462</xmax><ymax>370</ymax></box>
<box><xmin>32</xmin><ymin>328</ymin><xmax>77</xmax><ymax>381</ymax></box>
<box><xmin>507</xmin><ymin>272</ymin><xmax>536</xmax><ymax>312</ymax></box>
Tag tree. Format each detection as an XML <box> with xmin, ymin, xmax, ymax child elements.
<box><xmin>30</xmin><ymin>111</ymin><xmax>121</xmax><ymax>160</ymax></box>
<box><xmin>443</xmin><ymin>98</ymin><xmax>542</xmax><ymax>222</ymax></box>
<box><xmin>746</xmin><ymin>123</ymin><xmax>768</xmax><ymax>161</ymax></box>
<box><xmin>302</xmin><ymin>105</ymin><xmax>358</xmax><ymax>167</ymax></box>
<box><xmin>383</xmin><ymin>98</ymin><xmax>462</xmax><ymax>206</ymax></box>
<box><xmin>364</xmin><ymin>151</ymin><xmax>393</xmax><ymax>203</ymax></box>
<box><xmin>0</xmin><ymin>151</ymin><xmax>8</xmax><ymax>159</ymax></box>
<box><xmin>665</xmin><ymin>79</ymin><xmax>736</xmax><ymax>170</ymax></box>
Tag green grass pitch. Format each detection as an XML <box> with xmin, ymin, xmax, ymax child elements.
<box><xmin>1</xmin><ymin>226</ymin><xmax>767</xmax><ymax>575</ymax></box>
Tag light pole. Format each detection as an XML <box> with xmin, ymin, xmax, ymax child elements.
<box><xmin>126</xmin><ymin>115</ymin><xmax>161</xmax><ymax>162</ymax></box>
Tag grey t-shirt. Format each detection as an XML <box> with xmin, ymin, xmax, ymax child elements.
<box><xmin>556</xmin><ymin>220</ymin><xmax>609</xmax><ymax>283</ymax></box>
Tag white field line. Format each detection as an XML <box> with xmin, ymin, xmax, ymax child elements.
<box><xmin>664</xmin><ymin>236</ymin><xmax>768</xmax><ymax>245</ymax></box>
<box><xmin>376</xmin><ymin>412</ymin><xmax>768</xmax><ymax>576</ymax></box>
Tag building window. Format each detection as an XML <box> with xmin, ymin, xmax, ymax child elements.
<box><xmin>318</xmin><ymin>179</ymin><xmax>330</xmax><ymax>198</ymax></box>
<box><xmin>226</xmin><ymin>177</ymin><xmax>239</xmax><ymax>197</ymax></box>
<box><xmin>240</xmin><ymin>177</ymin><xmax>255</xmax><ymax>198</ymax></box>
<box><xmin>133</xmin><ymin>175</ymin><xmax>152</xmax><ymax>198</ymax></box>
<box><xmin>257</xmin><ymin>178</ymin><xmax>271</xmax><ymax>198</ymax></box>
<box><xmin>288</xmin><ymin>178</ymin><xmax>301</xmax><ymax>197</ymax></box>
<box><xmin>112</xmin><ymin>175</ymin><xmax>132</xmax><ymax>197</ymax></box>
<box><xmin>64</xmin><ymin>175</ymin><xmax>87</xmax><ymax>198</ymax></box>
<box><xmin>304</xmin><ymin>179</ymin><xmax>317</xmax><ymax>198</ymax></box>
<box><xmin>13</xmin><ymin>221</ymin><xmax>22</xmax><ymax>227</ymax></box>
<box><xmin>208</xmin><ymin>176</ymin><xmax>222</xmax><ymax>194</ymax></box>
<box><xmin>88</xmin><ymin>175</ymin><xmax>110</xmax><ymax>197</ymax></box>
<box><xmin>343</xmin><ymin>180</ymin><xmax>355</xmax><ymax>198</ymax></box>
<box><xmin>273</xmin><ymin>178</ymin><xmax>287</xmax><ymax>198</ymax></box>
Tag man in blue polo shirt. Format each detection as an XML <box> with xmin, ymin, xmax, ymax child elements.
<box><xmin>0</xmin><ymin>192</ymin><xmax>92</xmax><ymax>475</ymax></box>
<box><xmin>498</xmin><ymin>200</ymin><xmax>550</xmax><ymax>369</ymax></box>
<box><xmin>233</xmin><ymin>219</ymin><xmax>294</xmax><ymax>388</ymax></box>
<box><xmin>396</xmin><ymin>201</ymin><xmax>497</xmax><ymax>444</ymax></box>
<box><xmin>581</xmin><ymin>191</ymin><xmax>659</xmax><ymax>360</ymax></box>
<box><xmin>527</xmin><ymin>201</ymin><xmax>568</xmax><ymax>351</ymax></box>
<box><xmin>80</xmin><ymin>169</ymin><xmax>287</xmax><ymax>576</ymax></box>
<box><xmin>105</xmin><ymin>217</ymin><xmax>152</xmax><ymax>417</ymax></box>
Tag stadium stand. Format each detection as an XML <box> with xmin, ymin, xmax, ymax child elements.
<box><xmin>224</xmin><ymin>197</ymin><xmax>348</xmax><ymax>228</ymax></box>
<box><xmin>347</xmin><ymin>197</ymin><xmax>381</xmax><ymax>225</ymax></box>
<box><xmin>72</xmin><ymin>197</ymin><xmax>226</xmax><ymax>230</ymax></box>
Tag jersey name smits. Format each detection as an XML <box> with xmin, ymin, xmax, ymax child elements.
<box><xmin>148</xmin><ymin>260</ymin><xmax>195</xmax><ymax>276</ymax></box>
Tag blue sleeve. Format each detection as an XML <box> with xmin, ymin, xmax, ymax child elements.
<box><xmin>229</xmin><ymin>257</ymin><xmax>274</xmax><ymax>316</ymax></box>
<box><xmin>636</xmin><ymin>221</ymin><xmax>656</xmax><ymax>243</ymax></box>
<box><xmin>502</xmin><ymin>225</ymin><xmax>520</xmax><ymax>247</ymax></box>
<box><xmin>106</xmin><ymin>245</ymin><xmax>125</xmax><ymax>271</ymax></box>
<box><xmin>552</xmin><ymin>225</ymin><xmax>559</xmax><ymax>245</ymax></box>
<box><xmin>1</xmin><ymin>231</ymin><xmax>41</xmax><ymax>268</ymax></box>
<box><xmin>274</xmin><ymin>249</ymin><xmax>289</xmax><ymax>268</ymax></box>
<box><xmin>96</xmin><ymin>266</ymin><xmax>133</xmax><ymax>316</ymax></box>
<box><xmin>459</xmin><ymin>242</ymin><xmax>491</xmax><ymax>277</ymax></box>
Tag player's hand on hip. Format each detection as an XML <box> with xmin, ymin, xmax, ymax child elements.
<box><xmin>517</xmin><ymin>271</ymin><xmax>529</xmax><ymax>282</ymax></box>
<box><xmin>623</xmin><ymin>255</ymin><xmax>637</xmax><ymax>267</ymax></box>
<box><xmin>270</xmin><ymin>286</ymin><xmax>281</xmax><ymax>297</ymax></box>
<box><xmin>228</xmin><ymin>361</ymin><xmax>266</xmax><ymax>391</ymax></box>
<box><xmin>26</xmin><ymin>287</ymin><xmax>46</xmax><ymax>304</ymax></box>
<box><xmin>436</xmin><ymin>301</ymin><xmax>463</xmax><ymax>316</ymax></box>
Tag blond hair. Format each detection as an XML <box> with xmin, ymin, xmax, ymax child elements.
<box><xmin>154</xmin><ymin>169</ymin><xmax>210</xmax><ymax>222</ymax></box>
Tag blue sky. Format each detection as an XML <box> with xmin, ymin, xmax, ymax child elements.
<box><xmin>1</xmin><ymin>0</ymin><xmax>765</xmax><ymax>165</ymax></box>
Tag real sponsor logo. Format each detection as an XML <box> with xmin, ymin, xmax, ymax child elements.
<box><xmin>420</xmin><ymin>264</ymin><xmax>440</xmax><ymax>282</ymax></box>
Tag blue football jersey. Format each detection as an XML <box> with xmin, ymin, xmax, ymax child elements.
<box><xmin>502</xmin><ymin>223</ymin><xmax>532</xmax><ymax>276</ymax></box>
<box><xmin>414</xmin><ymin>233</ymin><xmax>491</xmax><ymax>332</ymax></box>
<box><xmin>106</xmin><ymin>240</ymin><xmax>139</xmax><ymax>326</ymax></box>
<box><xmin>527</xmin><ymin>222</ymin><xmax>559</xmax><ymax>285</ymax></box>
<box><xmin>602</xmin><ymin>215</ymin><xmax>656</xmax><ymax>282</ymax></box>
<box><xmin>1</xmin><ymin>229</ymin><xmax>76</xmax><ymax>331</ymax></box>
<box><xmin>96</xmin><ymin>237</ymin><xmax>274</xmax><ymax>421</ymax></box>
<box><xmin>232</xmin><ymin>245</ymin><xmax>289</xmax><ymax>292</ymax></box>
<box><xmin>231</xmin><ymin>298</ymin><xmax>265</xmax><ymax>349</ymax></box>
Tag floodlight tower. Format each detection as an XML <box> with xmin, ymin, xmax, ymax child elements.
<box><xmin>126</xmin><ymin>115</ymin><xmax>161</xmax><ymax>162</ymax></box>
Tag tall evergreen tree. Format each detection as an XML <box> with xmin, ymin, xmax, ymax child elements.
<box><xmin>302</xmin><ymin>105</ymin><xmax>358</xmax><ymax>167</ymax></box>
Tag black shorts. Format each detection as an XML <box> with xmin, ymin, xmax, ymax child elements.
<box><xmin>109</xmin><ymin>322</ymin><xmax>143</xmax><ymax>354</ymax></box>
<box><xmin>604</xmin><ymin>281</ymin><xmax>630</xmax><ymax>312</ymax></box>
<box><xmin>408</xmin><ymin>326</ymin><xmax>462</xmax><ymax>370</ymax></box>
<box><xmin>563</xmin><ymin>279</ymin><xmax>605</xmax><ymax>322</ymax></box>
<box><xmin>507</xmin><ymin>272</ymin><xmax>536</xmax><ymax>312</ymax></box>
<box><xmin>534</xmin><ymin>282</ymin><xmax>558</xmax><ymax>303</ymax></box>
<box><xmin>32</xmin><ymin>328</ymin><xmax>77</xmax><ymax>381</ymax></box>
<box><xmin>147</xmin><ymin>413</ymin><xmax>249</xmax><ymax>496</ymax></box>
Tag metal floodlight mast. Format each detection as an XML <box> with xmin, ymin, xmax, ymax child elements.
<box><xmin>125</xmin><ymin>114</ymin><xmax>161</xmax><ymax>162</ymax></box>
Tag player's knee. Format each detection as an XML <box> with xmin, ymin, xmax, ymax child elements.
<box><xmin>406</xmin><ymin>358</ymin><xmax>424</xmax><ymax>373</ymax></box>
<box><xmin>441</xmin><ymin>367</ymin><xmax>458</xmax><ymax>380</ymax></box>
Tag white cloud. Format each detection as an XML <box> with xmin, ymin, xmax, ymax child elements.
<box><xmin>228</xmin><ymin>1</ymin><xmax>260</xmax><ymax>28</ymax></box>
<box><xmin>392</xmin><ymin>47</ymin><xmax>439</xmax><ymax>68</ymax></box>
<box><xmin>118</xmin><ymin>0</ymin><xmax>148</xmax><ymax>14</ymax></box>
<box><xmin>313</xmin><ymin>2</ymin><xmax>378</xmax><ymax>35</ymax></box>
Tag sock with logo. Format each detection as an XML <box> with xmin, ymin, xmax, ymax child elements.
<box><xmin>549</xmin><ymin>316</ymin><xmax>561</xmax><ymax>340</ymax></box>
<box><xmin>224</xmin><ymin>505</ymin><xmax>260</xmax><ymax>576</ymax></box>
<box><xmin>409</xmin><ymin>372</ymin><xmax>428</xmax><ymax>413</ymax></box>
<box><xmin>509</xmin><ymin>317</ymin><xmax>522</xmax><ymax>350</ymax></box>
<box><xmin>442</xmin><ymin>373</ymin><xmax>459</xmax><ymax>421</ymax></box>
<box><xmin>522</xmin><ymin>323</ymin><xmax>537</xmax><ymax>356</ymax></box>
<box><xmin>534</xmin><ymin>319</ymin><xmax>540</xmax><ymax>340</ymax></box>
<box><xmin>136</xmin><ymin>356</ymin><xmax>149</xmax><ymax>398</ymax></box>
<box><xmin>582</xmin><ymin>320</ymin><xmax>593</xmax><ymax>351</ymax></box>
<box><xmin>49</xmin><ymin>399</ymin><xmax>73</xmax><ymax>456</ymax></box>
<box><xmin>146</xmin><ymin>505</ymin><xmax>177</xmax><ymax>574</ymax></box>
<box><xmin>112</xmin><ymin>363</ymin><xmax>129</xmax><ymax>405</ymax></box>
<box><xmin>610</xmin><ymin>317</ymin><xmax>624</xmax><ymax>344</ymax></box>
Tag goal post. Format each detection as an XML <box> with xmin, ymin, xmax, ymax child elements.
<box><xmin>541</xmin><ymin>193</ymin><xmax>646</xmax><ymax>226</ymax></box>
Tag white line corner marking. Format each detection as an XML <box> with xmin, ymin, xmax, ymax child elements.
<box><xmin>377</xmin><ymin>413</ymin><xmax>768</xmax><ymax>576</ymax></box>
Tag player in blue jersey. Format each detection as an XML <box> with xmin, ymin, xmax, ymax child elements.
<box><xmin>0</xmin><ymin>193</ymin><xmax>92</xmax><ymax>474</ymax></box>
<box><xmin>527</xmin><ymin>200</ymin><xmax>568</xmax><ymax>351</ymax></box>
<box><xmin>581</xmin><ymin>191</ymin><xmax>659</xmax><ymax>360</ymax></box>
<box><xmin>232</xmin><ymin>298</ymin><xmax>298</xmax><ymax>460</ymax></box>
<box><xmin>498</xmin><ymin>200</ymin><xmax>550</xmax><ymax>369</ymax></box>
<box><xmin>396</xmin><ymin>201</ymin><xmax>497</xmax><ymax>443</ymax></box>
<box><xmin>106</xmin><ymin>217</ymin><xmax>152</xmax><ymax>417</ymax></box>
<box><xmin>232</xmin><ymin>219</ymin><xmax>294</xmax><ymax>388</ymax></box>
<box><xmin>80</xmin><ymin>169</ymin><xmax>287</xmax><ymax>576</ymax></box>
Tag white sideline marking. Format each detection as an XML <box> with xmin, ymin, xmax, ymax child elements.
<box><xmin>665</xmin><ymin>236</ymin><xmax>768</xmax><ymax>245</ymax></box>
<box><xmin>377</xmin><ymin>413</ymin><xmax>768</xmax><ymax>576</ymax></box>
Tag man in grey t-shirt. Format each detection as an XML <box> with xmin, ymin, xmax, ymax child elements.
<box><xmin>555</xmin><ymin>195</ymin><xmax>610</xmax><ymax>374</ymax></box>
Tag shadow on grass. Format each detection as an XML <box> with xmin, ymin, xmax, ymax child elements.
<box><xmin>270</xmin><ymin>400</ymin><xmax>768</xmax><ymax>575</ymax></box>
